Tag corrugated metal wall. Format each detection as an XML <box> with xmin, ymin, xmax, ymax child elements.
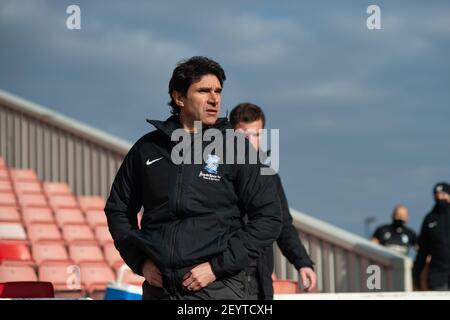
<box><xmin>273</xmin><ymin>209</ymin><xmax>413</xmax><ymax>292</ymax></box>
<box><xmin>0</xmin><ymin>101</ymin><xmax>126</xmax><ymax>198</ymax></box>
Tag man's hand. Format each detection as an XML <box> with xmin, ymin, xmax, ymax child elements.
<box><xmin>299</xmin><ymin>267</ymin><xmax>316</xmax><ymax>292</ymax></box>
<box><xmin>142</xmin><ymin>259</ymin><xmax>163</xmax><ymax>288</ymax></box>
<box><xmin>182</xmin><ymin>262</ymin><xmax>216</xmax><ymax>292</ymax></box>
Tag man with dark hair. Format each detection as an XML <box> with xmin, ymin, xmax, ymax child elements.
<box><xmin>413</xmin><ymin>182</ymin><xmax>450</xmax><ymax>290</ymax></box>
<box><xmin>230</xmin><ymin>102</ymin><xmax>316</xmax><ymax>299</ymax></box>
<box><xmin>371</xmin><ymin>205</ymin><xmax>418</xmax><ymax>256</ymax></box>
<box><xmin>105</xmin><ymin>57</ymin><xmax>282</xmax><ymax>300</ymax></box>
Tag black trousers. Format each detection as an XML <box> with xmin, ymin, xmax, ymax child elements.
<box><xmin>142</xmin><ymin>268</ymin><xmax>259</xmax><ymax>300</ymax></box>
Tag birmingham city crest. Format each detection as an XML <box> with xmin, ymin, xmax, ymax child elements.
<box><xmin>204</xmin><ymin>154</ymin><xmax>220</xmax><ymax>175</ymax></box>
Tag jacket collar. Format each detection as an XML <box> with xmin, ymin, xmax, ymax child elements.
<box><xmin>146</xmin><ymin>115</ymin><xmax>231</xmax><ymax>137</ymax></box>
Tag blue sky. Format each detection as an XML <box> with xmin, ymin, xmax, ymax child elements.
<box><xmin>1</xmin><ymin>0</ymin><xmax>449</xmax><ymax>237</ymax></box>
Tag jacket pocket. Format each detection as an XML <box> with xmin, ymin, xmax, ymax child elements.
<box><xmin>175</xmin><ymin>214</ymin><xmax>230</xmax><ymax>267</ymax></box>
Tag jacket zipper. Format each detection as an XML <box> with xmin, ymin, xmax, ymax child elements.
<box><xmin>168</xmin><ymin>163</ymin><xmax>184</xmax><ymax>292</ymax></box>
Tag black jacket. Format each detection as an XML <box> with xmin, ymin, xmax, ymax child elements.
<box><xmin>104</xmin><ymin>116</ymin><xmax>282</xmax><ymax>293</ymax></box>
<box><xmin>257</xmin><ymin>174</ymin><xmax>314</xmax><ymax>299</ymax></box>
<box><xmin>413</xmin><ymin>202</ymin><xmax>450</xmax><ymax>288</ymax></box>
<box><xmin>372</xmin><ymin>222</ymin><xmax>417</xmax><ymax>255</ymax></box>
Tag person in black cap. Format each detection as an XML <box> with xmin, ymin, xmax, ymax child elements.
<box><xmin>371</xmin><ymin>204</ymin><xmax>418</xmax><ymax>256</ymax></box>
<box><xmin>413</xmin><ymin>182</ymin><xmax>450</xmax><ymax>290</ymax></box>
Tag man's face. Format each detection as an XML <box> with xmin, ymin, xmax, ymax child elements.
<box><xmin>435</xmin><ymin>191</ymin><xmax>450</xmax><ymax>202</ymax></box>
<box><xmin>394</xmin><ymin>207</ymin><xmax>409</xmax><ymax>222</ymax></box>
<box><xmin>175</xmin><ymin>74</ymin><xmax>222</xmax><ymax>129</ymax></box>
<box><xmin>234</xmin><ymin>119</ymin><xmax>264</xmax><ymax>151</ymax></box>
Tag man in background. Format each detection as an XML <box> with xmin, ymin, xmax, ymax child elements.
<box><xmin>413</xmin><ymin>182</ymin><xmax>450</xmax><ymax>290</ymax></box>
<box><xmin>371</xmin><ymin>204</ymin><xmax>418</xmax><ymax>256</ymax></box>
<box><xmin>230</xmin><ymin>102</ymin><xmax>316</xmax><ymax>299</ymax></box>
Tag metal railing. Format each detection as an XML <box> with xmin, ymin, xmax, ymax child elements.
<box><xmin>273</xmin><ymin>209</ymin><xmax>413</xmax><ymax>292</ymax></box>
<box><xmin>0</xmin><ymin>89</ymin><xmax>131</xmax><ymax>198</ymax></box>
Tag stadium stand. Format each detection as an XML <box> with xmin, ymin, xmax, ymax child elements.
<box><xmin>38</xmin><ymin>262</ymin><xmax>86</xmax><ymax>298</ymax></box>
<box><xmin>22</xmin><ymin>207</ymin><xmax>54</xmax><ymax>225</ymax></box>
<box><xmin>0</xmin><ymin>242</ymin><xmax>34</xmax><ymax>266</ymax></box>
<box><xmin>0</xmin><ymin>180</ymin><xmax>13</xmax><ymax>192</ymax></box>
<box><xmin>1</xmin><ymin>90</ymin><xmax>417</xmax><ymax>298</ymax></box>
<box><xmin>0</xmin><ymin>265</ymin><xmax>37</xmax><ymax>282</ymax></box>
<box><xmin>62</xmin><ymin>224</ymin><xmax>97</xmax><ymax>245</ymax></box>
<box><xmin>27</xmin><ymin>223</ymin><xmax>63</xmax><ymax>244</ymax></box>
<box><xmin>84</xmin><ymin>209</ymin><xmax>107</xmax><ymax>228</ymax></box>
<box><xmin>93</xmin><ymin>225</ymin><xmax>114</xmax><ymax>246</ymax></box>
<box><xmin>54</xmin><ymin>208</ymin><xmax>86</xmax><ymax>227</ymax></box>
<box><xmin>0</xmin><ymin>159</ymin><xmax>137</xmax><ymax>299</ymax></box>
<box><xmin>42</xmin><ymin>182</ymin><xmax>72</xmax><ymax>196</ymax></box>
<box><xmin>0</xmin><ymin>222</ymin><xmax>27</xmax><ymax>242</ymax></box>
<box><xmin>0</xmin><ymin>207</ymin><xmax>21</xmax><ymax>223</ymax></box>
<box><xmin>32</xmin><ymin>243</ymin><xmax>70</xmax><ymax>265</ymax></box>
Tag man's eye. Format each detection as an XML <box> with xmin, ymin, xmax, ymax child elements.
<box><xmin>246</xmin><ymin>133</ymin><xmax>259</xmax><ymax>138</ymax></box>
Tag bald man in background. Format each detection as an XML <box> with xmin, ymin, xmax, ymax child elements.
<box><xmin>371</xmin><ymin>205</ymin><xmax>418</xmax><ymax>255</ymax></box>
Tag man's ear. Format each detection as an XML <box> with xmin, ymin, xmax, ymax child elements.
<box><xmin>172</xmin><ymin>91</ymin><xmax>184</xmax><ymax>107</ymax></box>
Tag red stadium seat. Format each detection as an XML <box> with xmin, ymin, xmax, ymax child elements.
<box><xmin>17</xmin><ymin>193</ymin><xmax>48</xmax><ymax>208</ymax></box>
<box><xmin>22</xmin><ymin>207</ymin><xmax>54</xmax><ymax>225</ymax></box>
<box><xmin>0</xmin><ymin>265</ymin><xmax>37</xmax><ymax>282</ymax></box>
<box><xmin>32</xmin><ymin>243</ymin><xmax>70</xmax><ymax>265</ymax></box>
<box><xmin>0</xmin><ymin>170</ymin><xmax>9</xmax><ymax>181</ymax></box>
<box><xmin>13</xmin><ymin>181</ymin><xmax>42</xmax><ymax>195</ymax></box>
<box><xmin>42</xmin><ymin>182</ymin><xmax>72</xmax><ymax>196</ymax></box>
<box><xmin>54</xmin><ymin>208</ymin><xmax>86</xmax><ymax>227</ymax></box>
<box><xmin>80</xmin><ymin>262</ymin><xmax>115</xmax><ymax>299</ymax></box>
<box><xmin>118</xmin><ymin>265</ymin><xmax>145</xmax><ymax>286</ymax></box>
<box><xmin>48</xmin><ymin>195</ymin><xmax>79</xmax><ymax>210</ymax></box>
<box><xmin>0</xmin><ymin>207</ymin><xmax>21</xmax><ymax>223</ymax></box>
<box><xmin>0</xmin><ymin>242</ymin><xmax>33</xmax><ymax>266</ymax></box>
<box><xmin>0</xmin><ymin>281</ymin><xmax>54</xmax><ymax>298</ymax></box>
<box><xmin>38</xmin><ymin>262</ymin><xmax>85</xmax><ymax>298</ymax></box>
<box><xmin>94</xmin><ymin>225</ymin><xmax>113</xmax><ymax>246</ymax></box>
<box><xmin>9</xmin><ymin>169</ymin><xmax>38</xmax><ymax>182</ymax></box>
<box><xmin>69</xmin><ymin>244</ymin><xmax>104</xmax><ymax>265</ymax></box>
<box><xmin>0</xmin><ymin>180</ymin><xmax>13</xmax><ymax>192</ymax></box>
<box><xmin>0</xmin><ymin>192</ymin><xmax>17</xmax><ymax>207</ymax></box>
<box><xmin>0</xmin><ymin>222</ymin><xmax>27</xmax><ymax>242</ymax></box>
<box><xmin>62</xmin><ymin>224</ymin><xmax>96</xmax><ymax>244</ymax></box>
<box><xmin>77</xmin><ymin>196</ymin><xmax>105</xmax><ymax>212</ymax></box>
<box><xmin>273</xmin><ymin>279</ymin><xmax>299</xmax><ymax>294</ymax></box>
<box><xmin>0</xmin><ymin>158</ymin><xmax>6</xmax><ymax>169</ymax></box>
<box><xmin>27</xmin><ymin>223</ymin><xmax>63</xmax><ymax>244</ymax></box>
<box><xmin>85</xmin><ymin>209</ymin><xmax>107</xmax><ymax>227</ymax></box>
<box><xmin>103</xmin><ymin>243</ymin><xmax>124</xmax><ymax>269</ymax></box>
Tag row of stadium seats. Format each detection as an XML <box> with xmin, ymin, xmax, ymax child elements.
<box><xmin>0</xmin><ymin>158</ymin><xmax>144</xmax><ymax>299</ymax></box>
<box><xmin>1</xmin><ymin>157</ymin><xmax>300</xmax><ymax>297</ymax></box>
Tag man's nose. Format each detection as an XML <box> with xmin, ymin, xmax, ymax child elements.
<box><xmin>208</xmin><ymin>92</ymin><xmax>219</xmax><ymax>105</ymax></box>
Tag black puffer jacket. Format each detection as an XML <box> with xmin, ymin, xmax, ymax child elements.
<box><xmin>104</xmin><ymin>116</ymin><xmax>282</xmax><ymax>293</ymax></box>
<box><xmin>257</xmin><ymin>174</ymin><xmax>314</xmax><ymax>299</ymax></box>
<box><xmin>413</xmin><ymin>202</ymin><xmax>450</xmax><ymax>288</ymax></box>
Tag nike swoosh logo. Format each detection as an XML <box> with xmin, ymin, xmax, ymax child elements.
<box><xmin>146</xmin><ymin>157</ymin><xmax>163</xmax><ymax>166</ymax></box>
<box><xmin>428</xmin><ymin>221</ymin><xmax>438</xmax><ymax>229</ymax></box>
